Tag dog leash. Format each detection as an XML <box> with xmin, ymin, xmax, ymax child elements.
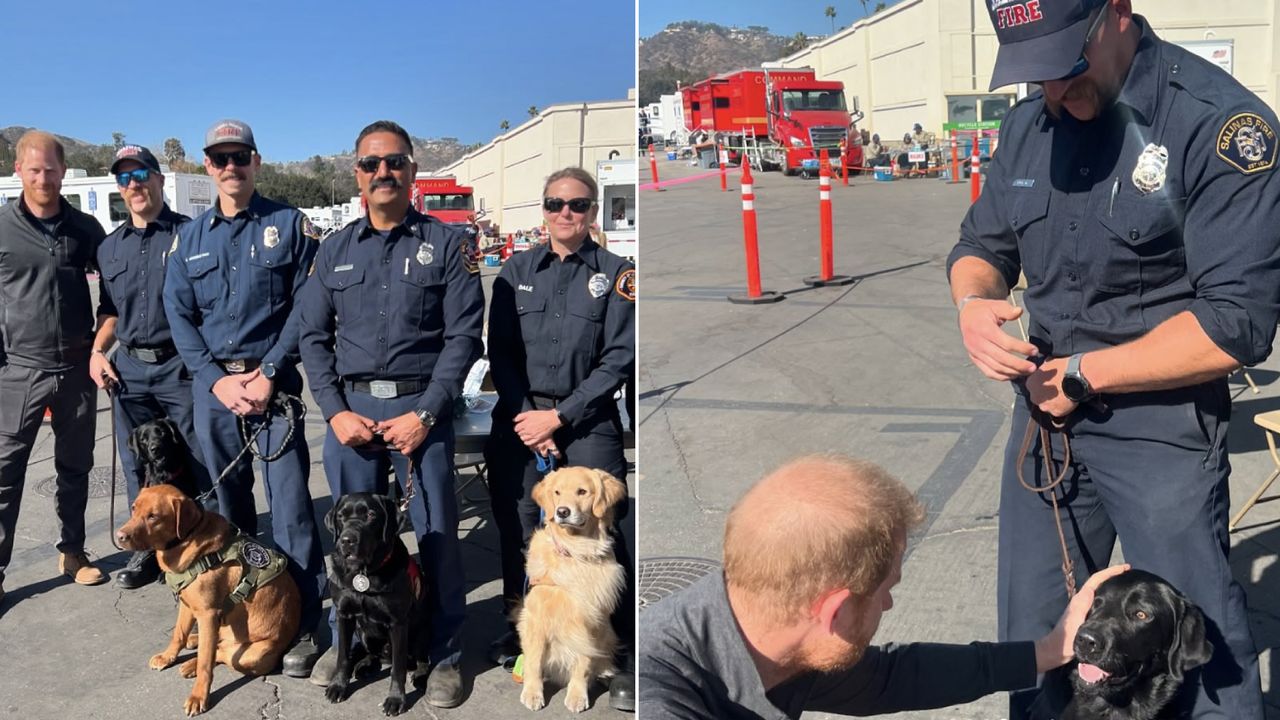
<box><xmin>105</xmin><ymin>382</ymin><xmax>125</xmax><ymax>552</ymax></box>
<box><xmin>194</xmin><ymin>392</ymin><xmax>306</xmax><ymax>506</ymax></box>
<box><xmin>1015</xmin><ymin>409</ymin><xmax>1077</xmax><ymax>600</ymax></box>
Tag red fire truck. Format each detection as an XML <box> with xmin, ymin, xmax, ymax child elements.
<box><xmin>681</xmin><ymin>67</ymin><xmax>863</xmax><ymax>175</ymax></box>
<box><xmin>412</xmin><ymin>176</ymin><xmax>475</xmax><ymax>226</ymax></box>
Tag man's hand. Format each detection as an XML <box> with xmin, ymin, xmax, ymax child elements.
<box><xmin>376</xmin><ymin>413</ymin><xmax>428</xmax><ymax>455</ymax></box>
<box><xmin>243</xmin><ymin>369</ymin><xmax>273</xmax><ymax>414</ymax></box>
<box><xmin>1027</xmin><ymin>357</ymin><xmax>1078</xmax><ymax>419</ymax></box>
<box><xmin>958</xmin><ymin>298</ymin><xmax>1039</xmax><ymax>381</ymax></box>
<box><xmin>90</xmin><ymin>352</ymin><xmax>118</xmax><ymax>391</ymax></box>
<box><xmin>1034</xmin><ymin>564</ymin><xmax>1131</xmax><ymax>672</ymax></box>
<box><xmin>533</xmin><ymin>436</ymin><xmax>561</xmax><ymax>459</ymax></box>
<box><xmin>514</xmin><ymin>409</ymin><xmax>563</xmax><ymax>449</ymax></box>
<box><xmin>212</xmin><ymin>372</ymin><xmax>260</xmax><ymax>416</ymax></box>
<box><xmin>330</xmin><ymin>410</ymin><xmax>377</xmax><ymax>447</ymax></box>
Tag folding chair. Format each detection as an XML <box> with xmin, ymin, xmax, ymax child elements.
<box><xmin>1229</xmin><ymin>410</ymin><xmax>1280</xmax><ymax>530</ymax></box>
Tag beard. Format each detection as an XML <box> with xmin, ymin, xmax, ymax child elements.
<box><xmin>1044</xmin><ymin>74</ymin><xmax>1121</xmax><ymax>122</ymax></box>
<box><xmin>801</xmin><ymin>622</ymin><xmax>877</xmax><ymax>673</ymax></box>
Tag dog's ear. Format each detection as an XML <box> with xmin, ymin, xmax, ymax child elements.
<box><xmin>531</xmin><ymin>475</ymin><xmax>551</xmax><ymax>513</ymax></box>
<box><xmin>324</xmin><ymin>498</ymin><xmax>342</xmax><ymax>536</ymax></box>
<box><xmin>592</xmin><ymin>470</ymin><xmax>627</xmax><ymax>519</ymax></box>
<box><xmin>377</xmin><ymin>494</ymin><xmax>398</xmax><ymax>546</ymax></box>
<box><xmin>173</xmin><ymin>495</ymin><xmax>199</xmax><ymax>540</ymax></box>
<box><xmin>1168</xmin><ymin>599</ymin><xmax>1213</xmax><ymax>680</ymax></box>
<box><xmin>127</xmin><ymin>428</ymin><xmax>142</xmax><ymax>459</ymax></box>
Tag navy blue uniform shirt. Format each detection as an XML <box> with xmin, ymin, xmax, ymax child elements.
<box><xmin>298</xmin><ymin>209</ymin><xmax>485</xmax><ymax>421</ymax></box>
<box><xmin>487</xmin><ymin>239</ymin><xmax>635</xmax><ymax>426</ymax></box>
<box><xmin>948</xmin><ymin>16</ymin><xmax>1280</xmax><ymax>364</ymax></box>
<box><xmin>96</xmin><ymin>204</ymin><xmax>189</xmax><ymax>348</ymax></box>
<box><xmin>163</xmin><ymin>192</ymin><xmax>319</xmax><ymax>393</ymax></box>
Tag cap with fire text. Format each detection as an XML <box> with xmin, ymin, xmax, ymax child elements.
<box><xmin>987</xmin><ymin>0</ymin><xmax>1107</xmax><ymax>90</ymax></box>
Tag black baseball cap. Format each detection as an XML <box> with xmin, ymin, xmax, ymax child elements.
<box><xmin>987</xmin><ymin>0</ymin><xmax>1107</xmax><ymax>90</ymax></box>
<box><xmin>110</xmin><ymin>145</ymin><xmax>162</xmax><ymax>174</ymax></box>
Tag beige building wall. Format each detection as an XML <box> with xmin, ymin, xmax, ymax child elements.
<box><xmin>434</xmin><ymin>92</ymin><xmax>637</xmax><ymax>233</ymax></box>
<box><xmin>781</xmin><ymin>0</ymin><xmax>1280</xmax><ymax>143</ymax></box>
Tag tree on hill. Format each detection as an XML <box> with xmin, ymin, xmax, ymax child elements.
<box><xmin>639</xmin><ymin>62</ymin><xmax>700</xmax><ymax>106</ymax></box>
<box><xmin>783</xmin><ymin>31</ymin><xmax>809</xmax><ymax>56</ymax></box>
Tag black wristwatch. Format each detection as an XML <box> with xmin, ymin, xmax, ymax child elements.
<box><xmin>415</xmin><ymin>409</ymin><xmax>437</xmax><ymax>429</ymax></box>
<box><xmin>1061</xmin><ymin>353</ymin><xmax>1095</xmax><ymax>403</ymax></box>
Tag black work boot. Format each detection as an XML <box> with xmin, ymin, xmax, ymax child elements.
<box><xmin>282</xmin><ymin>632</ymin><xmax>324</xmax><ymax>678</ymax></box>
<box><xmin>116</xmin><ymin>551</ymin><xmax>161</xmax><ymax>589</ymax></box>
<box><xmin>609</xmin><ymin>650</ymin><xmax>635</xmax><ymax>712</ymax></box>
<box><xmin>488</xmin><ymin>628</ymin><xmax>521</xmax><ymax>668</ymax></box>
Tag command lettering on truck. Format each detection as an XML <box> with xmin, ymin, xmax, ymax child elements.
<box><xmin>413</xmin><ymin>177</ymin><xmax>475</xmax><ymax>225</ymax></box>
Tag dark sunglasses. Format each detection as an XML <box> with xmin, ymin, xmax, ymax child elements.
<box><xmin>1057</xmin><ymin>4</ymin><xmax>1109</xmax><ymax>81</ymax></box>
<box><xmin>207</xmin><ymin>150</ymin><xmax>254</xmax><ymax>168</ymax></box>
<box><xmin>543</xmin><ymin>197</ymin><xmax>594</xmax><ymax>214</ymax></box>
<box><xmin>116</xmin><ymin>168</ymin><xmax>153</xmax><ymax>187</ymax></box>
<box><xmin>356</xmin><ymin>154</ymin><xmax>413</xmax><ymax>173</ymax></box>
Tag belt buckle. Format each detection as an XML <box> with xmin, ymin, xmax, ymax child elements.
<box><xmin>224</xmin><ymin>359</ymin><xmax>246</xmax><ymax>373</ymax></box>
<box><xmin>369</xmin><ymin>380</ymin><xmax>398</xmax><ymax>399</ymax></box>
<box><xmin>135</xmin><ymin>347</ymin><xmax>159</xmax><ymax>363</ymax></box>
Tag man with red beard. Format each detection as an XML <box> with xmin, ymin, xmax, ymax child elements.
<box><xmin>0</xmin><ymin>130</ymin><xmax>108</xmax><ymax>602</ymax></box>
<box><xmin>948</xmin><ymin>2</ymin><xmax>1279</xmax><ymax>718</ymax></box>
<box><xmin>639</xmin><ymin>455</ymin><xmax>1126</xmax><ymax>719</ymax></box>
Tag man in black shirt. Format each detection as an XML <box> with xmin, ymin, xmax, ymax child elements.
<box><xmin>0</xmin><ymin>131</ymin><xmax>109</xmax><ymax>603</ymax></box>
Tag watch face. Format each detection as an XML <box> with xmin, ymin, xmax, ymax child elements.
<box><xmin>1063</xmin><ymin>376</ymin><xmax>1087</xmax><ymax>401</ymax></box>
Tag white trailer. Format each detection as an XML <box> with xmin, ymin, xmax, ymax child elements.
<box><xmin>0</xmin><ymin>169</ymin><xmax>215</xmax><ymax>233</ymax></box>
<box><xmin>645</xmin><ymin>93</ymin><xmax>686</xmax><ymax>147</ymax></box>
<box><xmin>597</xmin><ymin>159</ymin><xmax>636</xmax><ymax>260</ymax></box>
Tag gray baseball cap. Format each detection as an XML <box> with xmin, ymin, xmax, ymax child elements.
<box><xmin>203</xmin><ymin>119</ymin><xmax>257</xmax><ymax>152</ymax></box>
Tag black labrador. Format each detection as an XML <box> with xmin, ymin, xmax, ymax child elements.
<box><xmin>1034</xmin><ymin>569</ymin><xmax>1214</xmax><ymax>720</ymax></box>
<box><xmin>126</xmin><ymin>418</ymin><xmax>199</xmax><ymax>498</ymax></box>
<box><xmin>324</xmin><ymin>492</ymin><xmax>430</xmax><ymax>716</ymax></box>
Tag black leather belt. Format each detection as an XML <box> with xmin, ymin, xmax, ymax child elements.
<box><xmin>217</xmin><ymin>358</ymin><xmax>261</xmax><ymax>373</ymax></box>
<box><xmin>529</xmin><ymin>393</ymin><xmax>564</xmax><ymax>410</ymax></box>
<box><xmin>346</xmin><ymin>378</ymin><xmax>426</xmax><ymax>399</ymax></box>
<box><xmin>123</xmin><ymin>343</ymin><xmax>179</xmax><ymax>364</ymax></box>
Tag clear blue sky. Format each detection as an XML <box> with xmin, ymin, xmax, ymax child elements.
<box><xmin>641</xmin><ymin>0</ymin><xmax>890</xmax><ymax>39</ymax></box>
<box><xmin>2</xmin><ymin>0</ymin><xmax>637</xmax><ymax>162</ymax></box>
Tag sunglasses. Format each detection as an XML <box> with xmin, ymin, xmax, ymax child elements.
<box><xmin>116</xmin><ymin>168</ymin><xmax>153</xmax><ymax>187</ymax></box>
<box><xmin>207</xmin><ymin>150</ymin><xmax>254</xmax><ymax>168</ymax></box>
<box><xmin>1057</xmin><ymin>4</ymin><xmax>1109</xmax><ymax>81</ymax></box>
<box><xmin>356</xmin><ymin>154</ymin><xmax>413</xmax><ymax>173</ymax></box>
<box><xmin>543</xmin><ymin>197</ymin><xmax>594</xmax><ymax>214</ymax></box>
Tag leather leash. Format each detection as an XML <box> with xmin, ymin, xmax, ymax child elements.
<box><xmin>1015</xmin><ymin>410</ymin><xmax>1077</xmax><ymax>600</ymax></box>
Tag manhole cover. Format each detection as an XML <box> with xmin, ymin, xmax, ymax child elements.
<box><xmin>34</xmin><ymin>467</ymin><xmax>127</xmax><ymax>499</ymax></box>
<box><xmin>638</xmin><ymin>556</ymin><xmax>720</xmax><ymax>611</ymax></box>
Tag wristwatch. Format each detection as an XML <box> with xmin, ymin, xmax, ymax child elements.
<box><xmin>415</xmin><ymin>409</ymin><xmax>437</xmax><ymax>429</ymax></box>
<box><xmin>1061</xmin><ymin>353</ymin><xmax>1095</xmax><ymax>403</ymax></box>
<box><xmin>261</xmin><ymin>362</ymin><xmax>277</xmax><ymax>380</ymax></box>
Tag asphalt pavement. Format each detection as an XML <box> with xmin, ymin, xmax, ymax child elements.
<box><xmin>635</xmin><ymin>155</ymin><xmax>1280</xmax><ymax>719</ymax></box>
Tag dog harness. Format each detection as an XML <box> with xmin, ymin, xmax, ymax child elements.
<box><xmin>164</xmin><ymin>530</ymin><xmax>289</xmax><ymax>612</ymax></box>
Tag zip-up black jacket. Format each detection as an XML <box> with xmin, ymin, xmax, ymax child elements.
<box><xmin>0</xmin><ymin>195</ymin><xmax>104</xmax><ymax>369</ymax></box>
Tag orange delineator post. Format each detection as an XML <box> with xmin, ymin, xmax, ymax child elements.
<box><xmin>648</xmin><ymin>143</ymin><xmax>661</xmax><ymax>190</ymax></box>
<box><xmin>841</xmin><ymin>144</ymin><xmax>849</xmax><ymax>186</ymax></box>
<box><xmin>803</xmin><ymin>150</ymin><xmax>854</xmax><ymax>288</ymax></box>
<box><xmin>727</xmin><ymin>163</ymin><xmax>783</xmax><ymax>304</ymax></box>
<box><xmin>719</xmin><ymin>143</ymin><xmax>727</xmax><ymax>192</ymax></box>
<box><xmin>969</xmin><ymin>135</ymin><xmax>982</xmax><ymax>203</ymax></box>
<box><xmin>950</xmin><ymin>130</ymin><xmax>962</xmax><ymax>184</ymax></box>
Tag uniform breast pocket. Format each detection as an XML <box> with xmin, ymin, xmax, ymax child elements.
<box><xmin>249</xmin><ymin>245</ymin><xmax>291</xmax><ymax>301</ymax></box>
<box><xmin>328</xmin><ymin>269</ymin><xmax>365</xmax><ymax>323</ymax></box>
<box><xmin>1095</xmin><ymin>196</ymin><xmax>1185</xmax><ymax>293</ymax></box>
<box><xmin>398</xmin><ymin>267</ymin><xmax>446</xmax><ymax>325</ymax></box>
<box><xmin>101</xmin><ymin>259</ymin><xmax>128</xmax><ymax>296</ymax></box>
<box><xmin>567</xmin><ymin>298</ymin><xmax>607</xmax><ymax>352</ymax></box>
<box><xmin>185</xmin><ymin>254</ymin><xmax>221</xmax><ymax>309</ymax></box>
<box><xmin>516</xmin><ymin>297</ymin><xmax>547</xmax><ymax>339</ymax></box>
<box><xmin>1007</xmin><ymin>190</ymin><xmax>1051</xmax><ymax>282</ymax></box>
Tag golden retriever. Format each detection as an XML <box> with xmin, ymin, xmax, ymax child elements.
<box><xmin>517</xmin><ymin>466</ymin><xmax>627</xmax><ymax>712</ymax></box>
<box><xmin>116</xmin><ymin>484</ymin><xmax>300</xmax><ymax>716</ymax></box>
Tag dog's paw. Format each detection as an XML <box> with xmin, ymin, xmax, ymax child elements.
<box><xmin>183</xmin><ymin>693</ymin><xmax>207</xmax><ymax>716</ymax></box>
<box><xmin>324</xmin><ymin>681</ymin><xmax>349</xmax><ymax>704</ymax></box>
<box><xmin>178</xmin><ymin>658</ymin><xmax>199</xmax><ymax>679</ymax></box>
<box><xmin>520</xmin><ymin>685</ymin><xmax>546</xmax><ymax>711</ymax></box>
<box><xmin>149</xmin><ymin>653</ymin><xmax>176</xmax><ymax>670</ymax></box>
<box><xmin>381</xmin><ymin>693</ymin><xmax>407</xmax><ymax>716</ymax></box>
<box><xmin>564</xmin><ymin>688</ymin><xmax>590</xmax><ymax>713</ymax></box>
<box><xmin>184</xmin><ymin>635</ymin><xmax>198</xmax><ymax>650</ymax></box>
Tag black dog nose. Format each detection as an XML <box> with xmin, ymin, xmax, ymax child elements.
<box><xmin>338</xmin><ymin>532</ymin><xmax>359</xmax><ymax>549</ymax></box>
<box><xmin>556</xmin><ymin>506</ymin><xmax>571</xmax><ymax>520</ymax></box>
<box><xmin>1075</xmin><ymin>628</ymin><xmax>1100</xmax><ymax>656</ymax></box>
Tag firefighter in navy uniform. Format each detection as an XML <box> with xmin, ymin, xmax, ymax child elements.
<box><xmin>947</xmin><ymin>2</ymin><xmax>1280</xmax><ymax>718</ymax></box>
<box><xmin>485</xmin><ymin>167</ymin><xmax>637</xmax><ymax>712</ymax></box>
<box><xmin>298</xmin><ymin>120</ymin><xmax>484</xmax><ymax>707</ymax></box>
<box><xmin>163</xmin><ymin>119</ymin><xmax>326</xmax><ymax>677</ymax></box>
<box><xmin>91</xmin><ymin>145</ymin><xmax>211</xmax><ymax>589</ymax></box>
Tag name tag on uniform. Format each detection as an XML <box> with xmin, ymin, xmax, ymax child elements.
<box><xmin>187</xmin><ymin>252</ymin><xmax>210</xmax><ymax>261</ymax></box>
<box><xmin>1012</xmin><ymin>178</ymin><xmax>1036</xmax><ymax>188</ymax></box>
<box><xmin>518</xmin><ymin>284</ymin><xmax>534</xmax><ymax>292</ymax></box>
<box><xmin>334</xmin><ymin>264</ymin><xmax>354</xmax><ymax>272</ymax></box>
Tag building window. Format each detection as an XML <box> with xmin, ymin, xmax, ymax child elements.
<box><xmin>62</xmin><ymin>194</ymin><xmax>82</xmax><ymax>211</ymax></box>
<box><xmin>109</xmin><ymin>192</ymin><xmax>128</xmax><ymax>222</ymax></box>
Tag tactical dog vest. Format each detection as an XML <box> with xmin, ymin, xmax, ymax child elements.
<box><xmin>164</xmin><ymin>532</ymin><xmax>288</xmax><ymax>612</ymax></box>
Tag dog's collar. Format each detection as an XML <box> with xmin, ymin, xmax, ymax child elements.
<box><xmin>551</xmin><ymin>532</ymin><xmax>572</xmax><ymax>558</ymax></box>
<box><xmin>164</xmin><ymin>506</ymin><xmax>207</xmax><ymax>550</ymax></box>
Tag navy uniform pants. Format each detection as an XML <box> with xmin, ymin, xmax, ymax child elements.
<box><xmin>486</xmin><ymin>403</ymin><xmax>636</xmax><ymax>653</ymax></box>
<box><xmin>0</xmin><ymin>360</ymin><xmax>96</xmax><ymax>586</ymax></box>
<box><xmin>110</xmin><ymin>349</ymin><xmax>211</xmax><ymax>506</ymax></box>
<box><xmin>192</xmin><ymin>366</ymin><xmax>325</xmax><ymax>635</ymax></box>
<box><xmin>1001</xmin><ymin>380</ymin><xmax>1261</xmax><ymax>720</ymax></box>
<box><xmin>322</xmin><ymin>390</ymin><xmax>465</xmax><ymax>668</ymax></box>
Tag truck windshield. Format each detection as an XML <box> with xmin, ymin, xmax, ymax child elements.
<box><xmin>781</xmin><ymin>90</ymin><xmax>847</xmax><ymax>113</ymax></box>
<box><xmin>422</xmin><ymin>194</ymin><xmax>474</xmax><ymax>211</ymax></box>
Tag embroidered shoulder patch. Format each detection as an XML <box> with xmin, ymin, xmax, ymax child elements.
<box><xmin>461</xmin><ymin>238</ymin><xmax>480</xmax><ymax>275</ymax></box>
<box><xmin>1216</xmin><ymin>112</ymin><xmax>1277</xmax><ymax>174</ymax></box>
<box><xmin>615</xmin><ymin>268</ymin><xmax>635</xmax><ymax>302</ymax></box>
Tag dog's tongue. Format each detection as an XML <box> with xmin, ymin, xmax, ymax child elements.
<box><xmin>1077</xmin><ymin>663</ymin><xmax>1110</xmax><ymax>684</ymax></box>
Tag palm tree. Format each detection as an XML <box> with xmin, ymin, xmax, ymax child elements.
<box><xmin>528</xmin><ymin>106</ymin><xmax>539</xmax><ymax>118</ymax></box>
<box><xmin>825</xmin><ymin>5</ymin><xmax>837</xmax><ymax>33</ymax></box>
<box><xmin>858</xmin><ymin>0</ymin><xmax>869</xmax><ymax>18</ymax></box>
<box><xmin>499</xmin><ymin>120</ymin><xmax>510</xmax><ymax>131</ymax></box>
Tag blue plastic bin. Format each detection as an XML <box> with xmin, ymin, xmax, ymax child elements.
<box><xmin>873</xmin><ymin>166</ymin><xmax>893</xmax><ymax>182</ymax></box>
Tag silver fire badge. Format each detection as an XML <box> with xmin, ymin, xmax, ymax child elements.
<box><xmin>1131</xmin><ymin>143</ymin><xmax>1169</xmax><ymax>195</ymax></box>
<box><xmin>588</xmin><ymin>273</ymin><xmax>609</xmax><ymax>298</ymax></box>
<box><xmin>263</xmin><ymin>226</ymin><xmax>280</xmax><ymax>248</ymax></box>
<box><xmin>416</xmin><ymin>242</ymin><xmax>434</xmax><ymax>266</ymax></box>
<box><xmin>352</xmin><ymin>573</ymin><xmax>370</xmax><ymax>593</ymax></box>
